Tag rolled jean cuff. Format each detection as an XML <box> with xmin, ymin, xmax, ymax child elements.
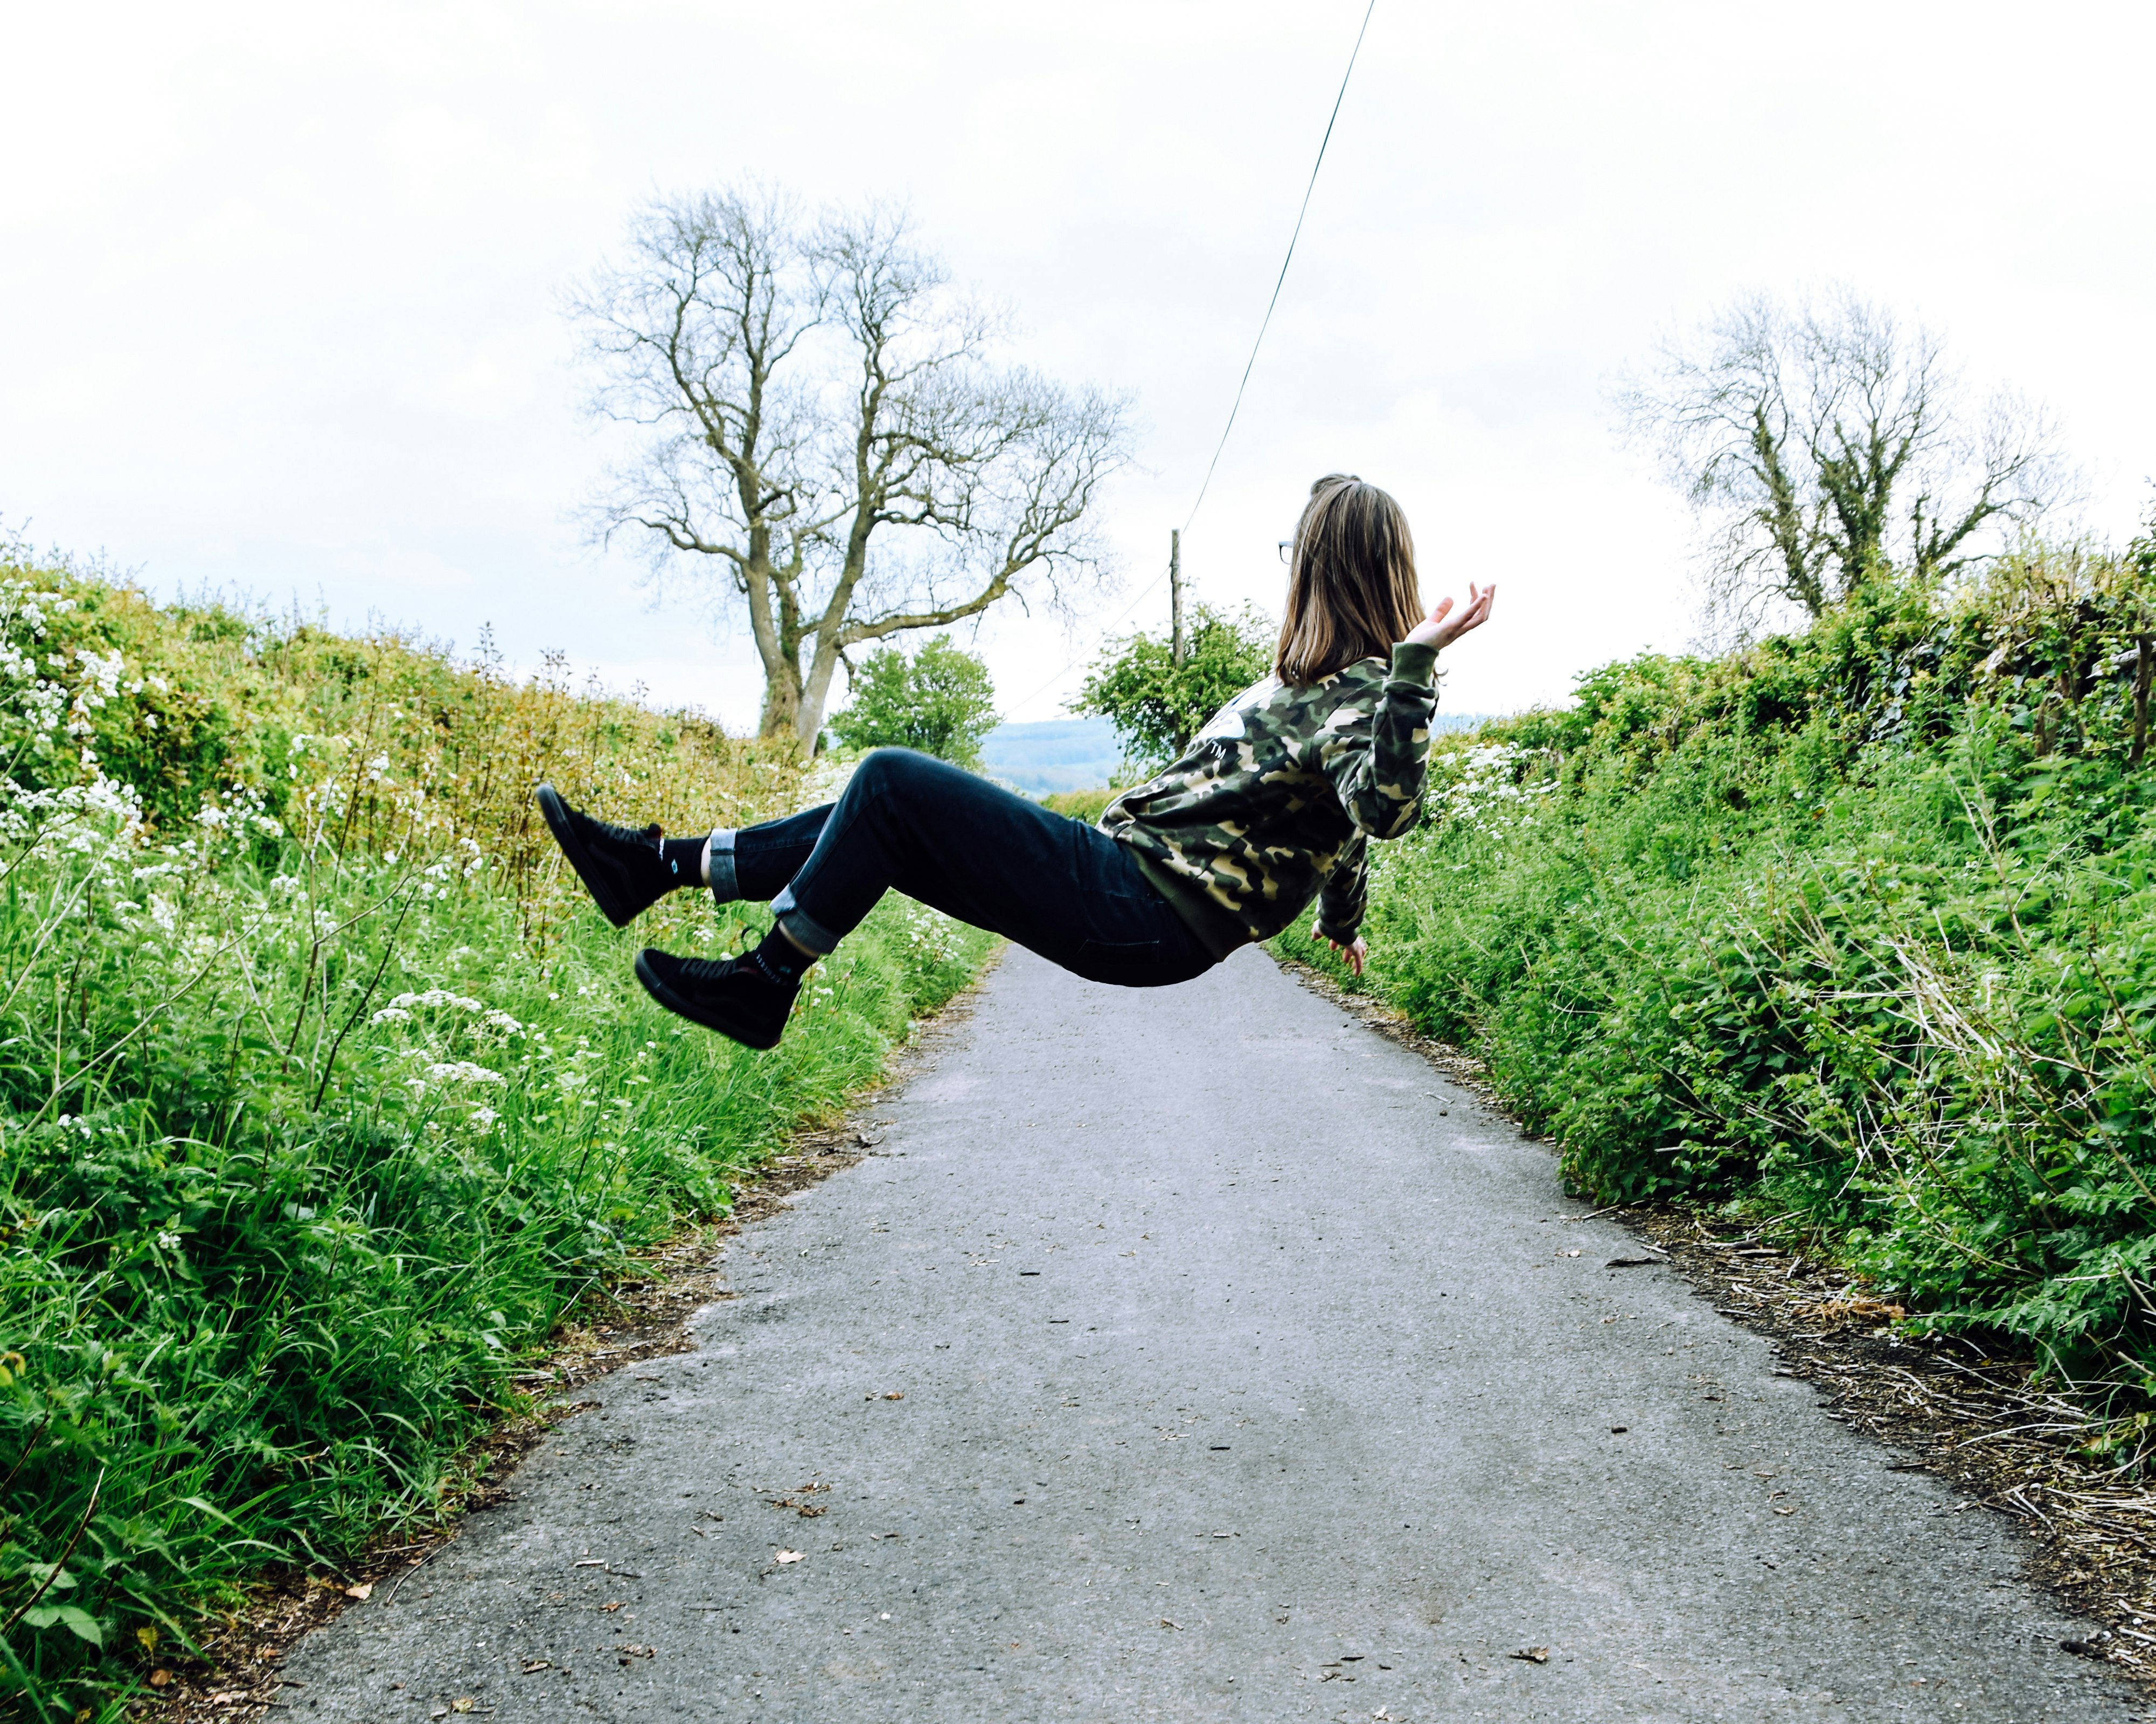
<box><xmin>705</xmin><ymin>830</ymin><xmax>739</xmax><ymax>903</ymax></box>
<box><xmin>770</xmin><ymin>885</ymin><xmax>839</xmax><ymax>954</ymax></box>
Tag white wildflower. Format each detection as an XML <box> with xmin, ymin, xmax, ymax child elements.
<box><xmin>424</xmin><ymin>1061</ymin><xmax>504</xmax><ymax>1084</ymax></box>
<box><xmin>384</xmin><ymin>989</ymin><xmax>487</xmax><ymax>1014</ymax></box>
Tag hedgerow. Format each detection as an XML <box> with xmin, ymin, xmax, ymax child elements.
<box><xmin>1300</xmin><ymin>531</ymin><xmax>2156</xmax><ymax>1413</ymax></box>
<box><xmin>0</xmin><ymin>552</ymin><xmax>991</xmax><ymax>1718</ymax></box>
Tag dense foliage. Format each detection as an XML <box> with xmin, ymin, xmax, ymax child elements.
<box><xmin>1074</xmin><ymin>603</ymin><xmax>1275</xmax><ymax>772</ymax></box>
<box><xmin>829</xmin><ymin>633</ymin><xmax>999</xmax><ymax>768</ymax></box>
<box><xmin>0</xmin><ymin>557</ymin><xmax>991</xmax><ymax>1718</ymax></box>
<box><xmin>1303</xmin><ymin>533</ymin><xmax>2156</xmax><ymax>1409</ymax></box>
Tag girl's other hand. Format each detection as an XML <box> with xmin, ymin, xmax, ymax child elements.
<box><xmin>1406</xmin><ymin>582</ymin><xmax>1496</xmax><ymax>652</ymax></box>
<box><xmin>1312</xmin><ymin>922</ymin><xmax>1367</xmax><ymax>977</ymax></box>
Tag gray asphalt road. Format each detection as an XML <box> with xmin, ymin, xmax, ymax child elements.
<box><xmin>286</xmin><ymin>947</ymin><xmax>2143</xmax><ymax>1722</ymax></box>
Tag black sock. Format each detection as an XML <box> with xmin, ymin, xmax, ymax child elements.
<box><xmin>748</xmin><ymin>925</ymin><xmax>812</xmax><ymax>989</ymax></box>
<box><xmin>659</xmin><ymin>835</ymin><xmax>707</xmax><ymax>887</ymax></box>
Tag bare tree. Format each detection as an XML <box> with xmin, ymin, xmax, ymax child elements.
<box><xmin>575</xmin><ymin>187</ymin><xmax>1130</xmax><ymax>754</ymax></box>
<box><xmin>1615</xmin><ymin>289</ymin><xmax>2065</xmax><ymax>635</ymax></box>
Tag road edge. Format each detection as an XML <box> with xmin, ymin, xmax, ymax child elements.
<box><xmin>1272</xmin><ymin>949</ymin><xmax>2156</xmax><ymax>1694</ymax></box>
<box><xmin>156</xmin><ymin>948</ymin><xmax>1007</xmax><ymax>1723</ymax></box>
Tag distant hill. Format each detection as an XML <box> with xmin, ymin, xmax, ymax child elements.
<box><xmin>980</xmin><ymin>717</ymin><xmax>1122</xmax><ymax>795</ymax></box>
<box><xmin>982</xmin><ymin>710</ymin><xmax>1498</xmax><ymax>797</ymax></box>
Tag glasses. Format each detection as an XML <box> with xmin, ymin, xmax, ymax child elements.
<box><xmin>1277</xmin><ymin>540</ymin><xmax>1294</xmax><ymax>565</ymax></box>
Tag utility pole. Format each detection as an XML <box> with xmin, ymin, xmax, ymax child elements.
<box><xmin>1170</xmin><ymin>529</ymin><xmax>1185</xmax><ymax>668</ymax></box>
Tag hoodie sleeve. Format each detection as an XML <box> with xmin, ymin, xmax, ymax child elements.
<box><xmin>1312</xmin><ymin>642</ymin><xmax>1439</xmax><ymax>839</ymax></box>
<box><xmin>1313</xmin><ymin>835</ymin><xmax>1369</xmax><ymax>943</ymax></box>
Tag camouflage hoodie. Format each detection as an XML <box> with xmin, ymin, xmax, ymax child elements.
<box><xmin>1100</xmin><ymin>641</ymin><xmax>1439</xmax><ymax>957</ymax></box>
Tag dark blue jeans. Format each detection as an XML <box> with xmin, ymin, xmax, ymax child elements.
<box><xmin>714</xmin><ymin>748</ymin><xmax>1219</xmax><ymax>989</ymax></box>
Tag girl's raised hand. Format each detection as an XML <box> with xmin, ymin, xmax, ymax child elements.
<box><xmin>1406</xmin><ymin>582</ymin><xmax>1496</xmax><ymax>652</ymax></box>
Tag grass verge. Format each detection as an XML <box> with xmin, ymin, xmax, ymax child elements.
<box><xmin>152</xmin><ymin>966</ymin><xmax>998</xmax><ymax>1722</ymax></box>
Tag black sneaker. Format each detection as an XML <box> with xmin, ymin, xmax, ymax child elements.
<box><xmin>535</xmin><ymin>784</ymin><xmax>681</xmax><ymax>928</ymax></box>
<box><xmin>635</xmin><ymin>948</ymin><xmax>796</xmax><ymax>1050</ymax></box>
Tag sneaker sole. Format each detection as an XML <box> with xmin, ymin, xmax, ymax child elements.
<box><xmin>634</xmin><ymin>950</ymin><xmax>786</xmax><ymax>1051</ymax></box>
<box><xmin>535</xmin><ymin>783</ymin><xmax>638</xmax><ymax>929</ymax></box>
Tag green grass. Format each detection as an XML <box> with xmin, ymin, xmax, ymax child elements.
<box><xmin>0</xmin><ymin>557</ymin><xmax>994</xmax><ymax>1718</ymax></box>
<box><xmin>1041</xmin><ymin>785</ymin><xmax>1117</xmax><ymax>823</ymax></box>
<box><xmin>1290</xmin><ymin>534</ymin><xmax>2156</xmax><ymax>1426</ymax></box>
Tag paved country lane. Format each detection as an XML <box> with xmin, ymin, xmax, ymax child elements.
<box><xmin>281</xmin><ymin>945</ymin><xmax>2143</xmax><ymax>1721</ymax></box>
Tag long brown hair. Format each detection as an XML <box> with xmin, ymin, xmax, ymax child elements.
<box><xmin>1274</xmin><ymin>474</ymin><xmax>1424</xmax><ymax>686</ymax></box>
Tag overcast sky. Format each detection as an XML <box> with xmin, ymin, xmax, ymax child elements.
<box><xmin>6</xmin><ymin>1</ymin><xmax>2152</xmax><ymax>730</ymax></box>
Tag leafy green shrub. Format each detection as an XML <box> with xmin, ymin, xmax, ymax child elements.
<box><xmin>829</xmin><ymin>634</ymin><xmax>998</xmax><ymax>768</ymax></box>
<box><xmin>1074</xmin><ymin>603</ymin><xmax>1274</xmax><ymax>772</ymax></box>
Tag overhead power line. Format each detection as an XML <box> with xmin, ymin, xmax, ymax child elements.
<box><xmin>1180</xmin><ymin>0</ymin><xmax>1378</xmax><ymax>538</ymax></box>
<box><xmin>1012</xmin><ymin>0</ymin><xmax>1379</xmax><ymax>717</ymax></box>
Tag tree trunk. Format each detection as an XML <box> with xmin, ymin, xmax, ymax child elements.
<box><xmin>2132</xmin><ymin>635</ymin><xmax>2153</xmax><ymax>768</ymax></box>
<box><xmin>757</xmin><ymin>665</ymin><xmax>801</xmax><ymax>742</ymax></box>
<box><xmin>794</xmin><ymin>628</ymin><xmax>847</xmax><ymax>760</ymax></box>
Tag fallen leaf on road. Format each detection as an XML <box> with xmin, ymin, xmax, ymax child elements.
<box><xmin>1773</xmin><ymin>1506</ymin><xmax>1796</xmax><ymax>1516</ymax></box>
<box><xmin>883</xmin><ymin>1391</ymin><xmax>904</xmax><ymax>1400</ymax></box>
<box><xmin>1511</xmin><ymin>1646</ymin><xmax>1550</xmax><ymax>1663</ymax></box>
<box><xmin>775</xmin><ymin>1549</ymin><xmax>804</xmax><ymax>1564</ymax></box>
<box><xmin>521</xmin><ymin>1660</ymin><xmax>550</xmax><ymax>1673</ymax></box>
<box><xmin>601</xmin><ymin>1601</ymin><xmax>623</xmax><ymax>1612</ymax></box>
<box><xmin>1159</xmin><ymin>1617</ymin><xmax>1181</xmax><ymax>1630</ymax></box>
<box><xmin>344</xmin><ymin>1581</ymin><xmax>373</xmax><ymax>1600</ymax></box>
<box><xmin>453</xmin><ymin>1700</ymin><xmax>476</xmax><ymax>1714</ymax></box>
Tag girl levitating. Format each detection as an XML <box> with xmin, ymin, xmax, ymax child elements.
<box><xmin>537</xmin><ymin>474</ymin><xmax>1494</xmax><ymax>1049</ymax></box>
